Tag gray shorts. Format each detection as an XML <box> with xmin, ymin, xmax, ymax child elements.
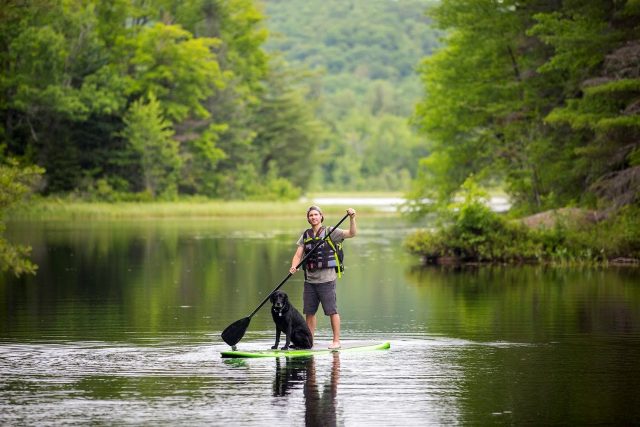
<box><xmin>303</xmin><ymin>280</ymin><xmax>338</xmax><ymax>315</ymax></box>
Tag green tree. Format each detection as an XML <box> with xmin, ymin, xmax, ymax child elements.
<box><xmin>0</xmin><ymin>1</ymin><xmax>91</xmax><ymax>192</ymax></box>
<box><xmin>530</xmin><ymin>2</ymin><xmax>640</xmax><ymax>210</ymax></box>
<box><xmin>120</xmin><ymin>22</ymin><xmax>224</xmax><ymax>122</ymax></box>
<box><xmin>122</xmin><ymin>94</ymin><xmax>181</xmax><ymax>198</ymax></box>
<box><xmin>152</xmin><ymin>0</ymin><xmax>270</xmax><ymax>197</ymax></box>
<box><xmin>252</xmin><ymin>60</ymin><xmax>326</xmax><ymax>192</ymax></box>
<box><xmin>0</xmin><ymin>0</ymin><xmax>273</xmax><ymax>199</ymax></box>
<box><xmin>410</xmin><ymin>0</ymin><xmax>640</xmax><ymax>215</ymax></box>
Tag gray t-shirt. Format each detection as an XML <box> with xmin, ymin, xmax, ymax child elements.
<box><xmin>296</xmin><ymin>227</ymin><xmax>345</xmax><ymax>283</ymax></box>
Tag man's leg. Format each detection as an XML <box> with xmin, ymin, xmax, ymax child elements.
<box><xmin>304</xmin><ymin>281</ymin><xmax>319</xmax><ymax>345</ymax></box>
<box><xmin>306</xmin><ymin>314</ymin><xmax>317</xmax><ymax>337</ymax></box>
<box><xmin>329</xmin><ymin>313</ymin><xmax>341</xmax><ymax>349</ymax></box>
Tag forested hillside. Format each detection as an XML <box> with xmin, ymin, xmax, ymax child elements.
<box><xmin>0</xmin><ymin>0</ymin><xmax>325</xmax><ymax>200</ymax></box>
<box><xmin>262</xmin><ymin>0</ymin><xmax>438</xmax><ymax>191</ymax></box>
<box><xmin>411</xmin><ymin>0</ymin><xmax>640</xmax><ymax>216</ymax></box>
<box><xmin>0</xmin><ymin>0</ymin><xmax>439</xmax><ymax>200</ymax></box>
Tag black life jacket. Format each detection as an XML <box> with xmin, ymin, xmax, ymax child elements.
<box><xmin>302</xmin><ymin>226</ymin><xmax>344</xmax><ymax>278</ymax></box>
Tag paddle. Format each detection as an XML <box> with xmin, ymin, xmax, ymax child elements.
<box><xmin>221</xmin><ymin>212</ymin><xmax>350</xmax><ymax>347</ymax></box>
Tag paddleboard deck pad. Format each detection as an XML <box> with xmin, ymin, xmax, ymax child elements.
<box><xmin>221</xmin><ymin>341</ymin><xmax>390</xmax><ymax>358</ymax></box>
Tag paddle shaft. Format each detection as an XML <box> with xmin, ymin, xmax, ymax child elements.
<box><xmin>247</xmin><ymin>212</ymin><xmax>350</xmax><ymax>318</ymax></box>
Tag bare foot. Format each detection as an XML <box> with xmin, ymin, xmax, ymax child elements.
<box><xmin>328</xmin><ymin>341</ymin><xmax>341</xmax><ymax>350</ymax></box>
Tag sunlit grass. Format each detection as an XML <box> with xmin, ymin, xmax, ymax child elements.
<box><xmin>9</xmin><ymin>194</ymin><xmax>399</xmax><ymax>220</ymax></box>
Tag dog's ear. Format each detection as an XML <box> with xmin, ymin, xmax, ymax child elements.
<box><xmin>270</xmin><ymin>293</ymin><xmax>276</xmax><ymax>303</ymax></box>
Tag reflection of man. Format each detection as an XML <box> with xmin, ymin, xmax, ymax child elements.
<box><xmin>304</xmin><ymin>354</ymin><xmax>340</xmax><ymax>427</ymax></box>
<box><xmin>271</xmin><ymin>354</ymin><xmax>341</xmax><ymax>426</ymax></box>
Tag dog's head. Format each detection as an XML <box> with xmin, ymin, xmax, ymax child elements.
<box><xmin>270</xmin><ymin>290</ymin><xmax>289</xmax><ymax>311</ymax></box>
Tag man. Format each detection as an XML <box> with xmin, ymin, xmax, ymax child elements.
<box><xmin>289</xmin><ymin>206</ymin><xmax>357</xmax><ymax>349</ymax></box>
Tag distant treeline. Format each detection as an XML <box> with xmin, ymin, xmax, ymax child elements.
<box><xmin>264</xmin><ymin>0</ymin><xmax>438</xmax><ymax>191</ymax></box>
<box><xmin>410</xmin><ymin>0</ymin><xmax>640</xmax><ymax>216</ymax></box>
<box><xmin>1</xmin><ymin>0</ymin><xmax>440</xmax><ymax>200</ymax></box>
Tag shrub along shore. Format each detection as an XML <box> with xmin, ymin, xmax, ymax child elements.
<box><xmin>404</xmin><ymin>199</ymin><xmax>640</xmax><ymax>267</ymax></box>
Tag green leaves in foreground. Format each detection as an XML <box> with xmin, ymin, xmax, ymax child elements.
<box><xmin>0</xmin><ymin>160</ymin><xmax>44</xmax><ymax>276</ymax></box>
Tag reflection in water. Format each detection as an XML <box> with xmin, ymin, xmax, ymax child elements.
<box><xmin>273</xmin><ymin>357</ymin><xmax>308</xmax><ymax>396</ymax></box>
<box><xmin>273</xmin><ymin>354</ymin><xmax>340</xmax><ymax>426</ymax></box>
<box><xmin>404</xmin><ymin>264</ymin><xmax>640</xmax><ymax>342</ymax></box>
<box><xmin>304</xmin><ymin>354</ymin><xmax>340</xmax><ymax>427</ymax></box>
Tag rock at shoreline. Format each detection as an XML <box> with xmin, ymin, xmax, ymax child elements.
<box><xmin>520</xmin><ymin>208</ymin><xmax>602</xmax><ymax>229</ymax></box>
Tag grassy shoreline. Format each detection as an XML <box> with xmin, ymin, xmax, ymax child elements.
<box><xmin>7</xmin><ymin>196</ymin><xmax>399</xmax><ymax>221</ymax></box>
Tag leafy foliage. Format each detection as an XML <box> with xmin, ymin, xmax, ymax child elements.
<box><xmin>410</xmin><ymin>0</ymin><xmax>640</xmax><ymax>215</ymax></box>
<box><xmin>405</xmin><ymin>183</ymin><xmax>640</xmax><ymax>265</ymax></box>
<box><xmin>406</xmin><ymin>179</ymin><xmax>539</xmax><ymax>262</ymax></box>
<box><xmin>0</xmin><ymin>0</ymin><xmax>444</xmax><ymax>197</ymax></box>
<box><xmin>0</xmin><ymin>0</ymin><xmax>319</xmax><ymax>200</ymax></box>
<box><xmin>0</xmin><ymin>159</ymin><xmax>43</xmax><ymax>276</ymax></box>
<box><xmin>122</xmin><ymin>94</ymin><xmax>181</xmax><ymax>198</ymax></box>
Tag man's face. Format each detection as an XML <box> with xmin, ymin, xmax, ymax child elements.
<box><xmin>307</xmin><ymin>210</ymin><xmax>322</xmax><ymax>225</ymax></box>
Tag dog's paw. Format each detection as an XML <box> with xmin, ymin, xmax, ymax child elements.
<box><xmin>280</xmin><ymin>346</ymin><xmax>289</xmax><ymax>350</ymax></box>
<box><xmin>271</xmin><ymin>345</ymin><xmax>278</xmax><ymax>350</ymax></box>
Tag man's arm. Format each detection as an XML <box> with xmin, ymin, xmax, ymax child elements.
<box><xmin>289</xmin><ymin>245</ymin><xmax>304</xmax><ymax>274</ymax></box>
<box><xmin>342</xmin><ymin>208</ymin><xmax>357</xmax><ymax>239</ymax></box>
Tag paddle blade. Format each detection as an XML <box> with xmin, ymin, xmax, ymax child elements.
<box><xmin>221</xmin><ymin>317</ymin><xmax>251</xmax><ymax>346</ymax></box>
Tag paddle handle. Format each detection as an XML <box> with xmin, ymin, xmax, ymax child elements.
<box><xmin>248</xmin><ymin>213</ymin><xmax>350</xmax><ymax>318</ymax></box>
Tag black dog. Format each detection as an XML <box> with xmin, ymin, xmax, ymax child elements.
<box><xmin>270</xmin><ymin>290</ymin><xmax>313</xmax><ymax>350</ymax></box>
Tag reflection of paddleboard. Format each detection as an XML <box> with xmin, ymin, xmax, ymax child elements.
<box><xmin>221</xmin><ymin>342</ymin><xmax>390</xmax><ymax>359</ymax></box>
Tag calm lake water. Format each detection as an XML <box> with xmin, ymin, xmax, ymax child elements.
<box><xmin>2</xmin><ymin>216</ymin><xmax>640</xmax><ymax>425</ymax></box>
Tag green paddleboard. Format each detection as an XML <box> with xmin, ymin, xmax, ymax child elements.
<box><xmin>221</xmin><ymin>341</ymin><xmax>390</xmax><ymax>359</ymax></box>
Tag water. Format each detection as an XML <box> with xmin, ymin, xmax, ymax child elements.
<box><xmin>1</xmin><ymin>217</ymin><xmax>640</xmax><ymax>425</ymax></box>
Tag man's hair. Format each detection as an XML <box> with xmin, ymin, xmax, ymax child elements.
<box><xmin>307</xmin><ymin>205</ymin><xmax>324</xmax><ymax>223</ymax></box>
